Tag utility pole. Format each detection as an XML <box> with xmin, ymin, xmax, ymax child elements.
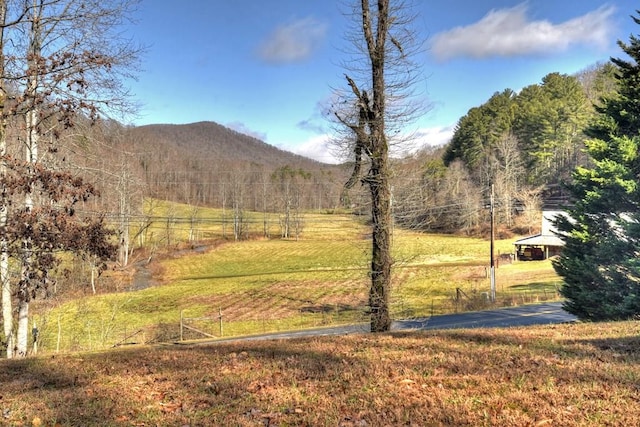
<box><xmin>490</xmin><ymin>184</ymin><xmax>496</xmax><ymax>302</ymax></box>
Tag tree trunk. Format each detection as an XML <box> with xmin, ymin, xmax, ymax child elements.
<box><xmin>15</xmin><ymin>4</ymin><xmax>41</xmax><ymax>357</ymax></box>
<box><xmin>118</xmin><ymin>162</ymin><xmax>130</xmax><ymax>267</ymax></box>
<box><xmin>0</xmin><ymin>162</ymin><xmax>11</xmax><ymax>357</ymax></box>
<box><xmin>91</xmin><ymin>257</ymin><xmax>97</xmax><ymax>294</ymax></box>
<box><xmin>221</xmin><ymin>182</ymin><xmax>227</xmax><ymax>239</ymax></box>
<box><xmin>368</xmin><ymin>156</ymin><xmax>392</xmax><ymax>332</ymax></box>
<box><xmin>367</xmin><ymin>0</ymin><xmax>392</xmax><ymax>332</ymax></box>
<box><xmin>0</xmin><ymin>0</ymin><xmax>12</xmax><ymax>358</ymax></box>
<box><xmin>16</xmin><ymin>299</ymin><xmax>28</xmax><ymax>357</ymax></box>
<box><xmin>0</xmin><ymin>232</ymin><xmax>10</xmax><ymax>358</ymax></box>
<box><xmin>262</xmin><ymin>174</ymin><xmax>270</xmax><ymax>238</ymax></box>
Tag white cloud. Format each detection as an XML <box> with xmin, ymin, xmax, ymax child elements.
<box><xmin>258</xmin><ymin>17</ymin><xmax>328</xmax><ymax>64</ymax></box>
<box><xmin>282</xmin><ymin>125</ymin><xmax>455</xmax><ymax>164</ymax></box>
<box><xmin>276</xmin><ymin>123</ymin><xmax>455</xmax><ymax>165</ymax></box>
<box><xmin>226</xmin><ymin>121</ymin><xmax>267</xmax><ymax>141</ymax></box>
<box><xmin>431</xmin><ymin>4</ymin><xmax>615</xmax><ymax>61</ymax></box>
<box><xmin>390</xmin><ymin>125</ymin><xmax>455</xmax><ymax>158</ymax></box>
<box><xmin>413</xmin><ymin>125</ymin><xmax>455</xmax><ymax>148</ymax></box>
<box><xmin>279</xmin><ymin>134</ymin><xmax>341</xmax><ymax>164</ymax></box>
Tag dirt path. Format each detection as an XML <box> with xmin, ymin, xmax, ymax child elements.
<box><xmin>129</xmin><ymin>243</ymin><xmax>214</xmax><ymax>291</ymax></box>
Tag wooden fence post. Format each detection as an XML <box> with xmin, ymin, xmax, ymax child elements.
<box><xmin>219</xmin><ymin>308</ymin><xmax>223</xmax><ymax>337</ymax></box>
<box><xmin>57</xmin><ymin>315</ymin><xmax>62</xmax><ymax>353</ymax></box>
<box><xmin>180</xmin><ymin>310</ymin><xmax>184</xmax><ymax>341</ymax></box>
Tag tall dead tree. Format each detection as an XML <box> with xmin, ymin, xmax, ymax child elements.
<box><xmin>334</xmin><ymin>0</ymin><xmax>423</xmax><ymax>332</ymax></box>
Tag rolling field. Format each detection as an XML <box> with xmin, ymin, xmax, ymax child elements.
<box><xmin>33</xmin><ymin>203</ymin><xmax>563</xmax><ymax>353</ymax></box>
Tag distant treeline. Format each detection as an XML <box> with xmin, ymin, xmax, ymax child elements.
<box><xmin>58</xmin><ymin>63</ymin><xmax>616</xmax><ymax>239</ymax></box>
<box><xmin>392</xmin><ymin>63</ymin><xmax>617</xmax><ymax>234</ymax></box>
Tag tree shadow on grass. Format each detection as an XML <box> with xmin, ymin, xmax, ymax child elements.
<box><xmin>581</xmin><ymin>335</ymin><xmax>640</xmax><ymax>356</ymax></box>
<box><xmin>395</xmin><ymin>326</ymin><xmax>640</xmax><ymax>361</ymax></box>
<box><xmin>5</xmin><ymin>326</ymin><xmax>640</xmax><ymax>426</ymax></box>
<box><xmin>391</xmin><ymin>326</ymin><xmax>640</xmax><ymax>388</ymax></box>
<box><xmin>0</xmin><ymin>337</ymin><xmax>358</xmax><ymax>426</ymax></box>
<box><xmin>509</xmin><ymin>282</ymin><xmax>559</xmax><ymax>292</ymax></box>
<box><xmin>299</xmin><ymin>303</ymin><xmax>359</xmax><ymax>313</ymax></box>
<box><xmin>0</xmin><ymin>357</ymin><xmax>124</xmax><ymax>426</ymax></box>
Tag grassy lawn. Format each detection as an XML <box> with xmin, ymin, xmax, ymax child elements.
<box><xmin>2</xmin><ymin>321</ymin><xmax>640</xmax><ymax>426</ymax></box>
<box><xmin>33</xmin><ymin>205</ymin><xmax>563</xmax><ymax>353</ymax></box>
<box><xmin>8</xmin><ymin>203</ymin><xmax>628</xmax><ymax>426</ymax></box>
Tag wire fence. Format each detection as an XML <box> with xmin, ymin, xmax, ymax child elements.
<box><xmin>30</xmin><ymin>284</ymin><xmax>562</xmax><ymax>354</ymax></box>
<box><xmin>25</xmin><ymin>211</ymin><xmax>563</xmax><ymax>354</ymax></box>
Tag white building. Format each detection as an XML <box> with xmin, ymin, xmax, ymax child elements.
<box><xmin>513</xmin><ymin>210</ymin><xmax>566</xmax><ymax>260</ymax></box>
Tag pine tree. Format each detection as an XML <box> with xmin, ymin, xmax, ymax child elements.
<box><xmin>589</xmin><ymin>13</ymin><xmax>640</xmax><ymax>140</ymax></box>
<box><xmin>553</xmin><ymin>10</ymin><xmax>640</xmax><ymax>320</ymax></box>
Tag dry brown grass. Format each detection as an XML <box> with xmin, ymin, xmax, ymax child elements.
<box><xmin>2</xmin><ymin>320</ymin><xmax>640</xmax><ymax>426</ymax></box>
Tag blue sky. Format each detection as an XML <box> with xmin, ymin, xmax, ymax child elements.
<box><xmin>127</xmin><ymin>1</ymin><xmax>633</xmax><ymax>163</ymax></box>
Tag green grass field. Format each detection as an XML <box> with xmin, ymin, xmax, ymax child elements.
<box><xmin>33</xmin><ymin>202</ymin><xmax>563</xmax><ymax>353</ymax></box>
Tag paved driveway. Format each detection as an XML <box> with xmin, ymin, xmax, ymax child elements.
<box><xmin>202</xmin><ymin>301</ymin><xmax>577</xmax><ymax>344</ymax></box>
<box><xmin>393</xmin><ymin>301</ymin><xmax>576</xmax><ymax>331</ymax></box>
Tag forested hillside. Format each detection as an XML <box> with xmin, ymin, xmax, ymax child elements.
<box><xmin>54</xmin><ymin>62</ymin><xmax>619</xmax><ymax>247</ymax></box>
<box><xmin>392</xmin><ymin>62</ymin><xmax>618</xmax><ymax>234</ymax></box>
<box><xmin>62</xmin><ymin>120</ymin><xmax>350</xmax><ymax>218</ymax></box>
<box><xmin>54</xmin><ymin>119</ymin><xmax>356</xmax><ymax>268</ymax></box>
<box><xmin>126</xmin><ymin>121</ymin><xmax>346</xmax><ymax>207</ymax></box>
<box><xmin>133</xmin><ymin>122</ymin><xmax>310</xmax><ymax>165</ymax></box>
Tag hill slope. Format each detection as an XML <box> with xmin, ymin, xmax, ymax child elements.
<box><xmin>118</xmin><ymin>121</ymin><xmax>348</xmax><ymax>208</ymax></box>
<box><xmin>129</xmin><ymin>121</ymin><xmax>327</xmax><ymax>170</ymax></box>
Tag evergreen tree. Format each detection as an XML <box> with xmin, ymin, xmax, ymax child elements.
<box><xmin>444</xmin><ymin>89</ymin><xmax>516</xmax><ymax>177</ymax></box>
<box><xmin>513</xmin><ymin>73</ymin><xmax>590</xmax><ymax>185</ymax></box>
<box><xmin>589</xmin><ymin>13</ymin><xmax>640</xmax><ymax>141</ymax></box>
<box><xmin>553</xmin><ymin>10</ymin><xmax>640</xmax><ymax>321</ymax></box>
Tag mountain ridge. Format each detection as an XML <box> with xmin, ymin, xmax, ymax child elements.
<box><xmin>130</xmin><ymin>120</ymin><xmax>328</xmax><ymax>170</ymax></box>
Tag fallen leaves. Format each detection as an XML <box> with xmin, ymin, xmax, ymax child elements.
<box><xmin>1</xmin><ymin>322</ymin><xmax>640</xmax><ymax>425</ymax></box>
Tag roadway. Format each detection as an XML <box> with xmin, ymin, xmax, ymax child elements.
<box><xmin>392</xmin><ymin>301</ymin><xmax>576</xmax><ymax>330</ymax></box>
<box><xmin>200</xmin><ymin>301</ymin><xmax>577</xmax><ymax>344</ymax></box>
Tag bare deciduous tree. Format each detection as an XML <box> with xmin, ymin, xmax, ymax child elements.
<box><xmin>487</xmin><ymin>133</ymin><xmax>525</xmax><ymax>227</ymax></box>
<box><xmin>0</xmin><ymin>0</ymin><xmax>12</xmax><ymax>358</ymax></box>
<box><xmin>272</xmin><ymin>166</ymin><xmax>310</xmax><ymax>240</ymax></box>
<box><xmin>0</xmin><ymin>0</ymin><xmax>140</xmax><ymax>358</ymax></box>
<box><xmin>333</xmin><ymin>0</ymin><xmax>424</xmax><ymax>332</ymax></box>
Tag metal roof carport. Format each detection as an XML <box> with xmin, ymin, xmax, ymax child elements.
<box><xmin>514</xmin><ymin>234</ymin><xmax>565</xmax><ymax>260</ymax></box>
